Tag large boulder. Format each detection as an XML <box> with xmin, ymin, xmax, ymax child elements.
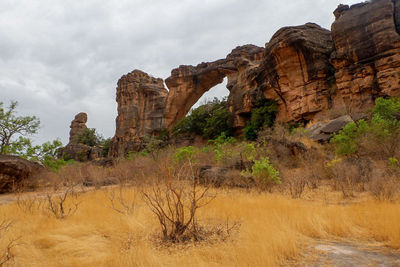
<box><xmin>0</xmin><ymin>155</ymin><xmax>44</xmax><ymax>192</ymax></box>
<box><xmin>308</xmin><ymin>115</ymin><xmax>354</xmax><ymax>142</ymax></box>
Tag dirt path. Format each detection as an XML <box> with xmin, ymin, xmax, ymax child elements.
<box><xmin>298</xmin><ymin>241</ymin><xmax>400</xmax><ymax>266</ymax></box>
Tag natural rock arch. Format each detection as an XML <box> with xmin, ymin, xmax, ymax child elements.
<box><xmin>109</xmin><ymin>0</ymin><xmax>400</xmax><ymax>157</ymax></box>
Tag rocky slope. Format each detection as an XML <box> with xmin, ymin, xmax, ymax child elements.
<box><xmin>109</xmin><ymin>0</ymin><xmax>400</xmax><ymax>157</ymax></box>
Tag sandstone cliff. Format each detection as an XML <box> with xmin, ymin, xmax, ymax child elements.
<box><xmin>330</xmin><ymin>0</ymin><xmax>400</xmax><ymax>114</ymax></box>
<box><xmin>109</xmin><ymin>0</ymin><xmax>400</xmax><ymax>157</ymax></box>
<box><xmin>109</xmin><ymin>70</ymin><xmax>168</xmax><ymax>157</ymax></box>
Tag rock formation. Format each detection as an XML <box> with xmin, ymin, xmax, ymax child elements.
<box><xmin>330</xmin><ymin>0</ymin><xmax>400</xmax><ymax>114</ymax></box>
<box><xmin>258</xmin><ymin>23</ymin><xmax>334</xmax><ymax>122</ymax></box>
<box><xmin>0</xmin><ymin>155</ymin><xmax>44</xmax><ymax>192</ymax></box>
<box><xmin>61</xmin><ymin>113</ymin><xmax>102</xmax><ymax>161</ymax></box>
<box><xmin>109</xmin><ymin>70</ymin><xmax>168</xmax><ymax>157</ymax></box>
<box><xmin>69</xmin><ymin>112</ymin><xmax>88</xmax><ymax>143</ymax></box>
<box><xmin>108</xmin><ymin>0</ymin><xmax>400</xmax><ymax>157</ymax></box>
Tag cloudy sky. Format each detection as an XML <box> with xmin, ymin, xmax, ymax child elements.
<box><xmin>0</xmin><ymin>0</ymin><xmax>361</xmax><ymax>145</ymax></box>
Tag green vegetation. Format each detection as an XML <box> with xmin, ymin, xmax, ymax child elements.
<box><xmin>249</xmin><ymin>156</ymin><xmax>281</xmax><ymax>185</ymax></box>
<box><xmin>0</xmin><ymin>101</ymin><xmax>40</xmax><ymax>154</ymax></box>
<box><xmin>76</xmin><ymin>128</ymin><xmax>104</xmax><ymax>147</ymax></box>
<box><xmin>331</xmin><ymin>97</ymin><xmax>400</xmax><ymax>157</ymax></box>
<box><xmin>173</xmin><ymin>97</ymin><xmax>234</xmax><ymax>139</ymax></box>
<box><xmin>244</xmin><ymin>98</ymin><xmax>278</xmax><ymax>140</ymax></box>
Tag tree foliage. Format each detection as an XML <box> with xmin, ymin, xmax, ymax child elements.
<box><xmin>0</xmin><ymin>101</ymin><xmax>40</xmax><ymax>154</ymax></box>
<box><xmin>76</xmin><ymin>128</ymin><xmax>104</xmax><ymax>147</ymax></box>
<box><xmin>331</xmin><ymin>97</ymin><xmax>400</xmax><ymax>157</ymax></box>
<box><xmin>244</xmin><ymin>98</ymin><xmax>278</xmax><ymax>140</ymax></box>
<box><xmin>173</xmin><ymin>97</ymin><xmax>234</xmax><ymax>139</ymax></box>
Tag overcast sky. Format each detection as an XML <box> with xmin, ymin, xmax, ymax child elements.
<box><xmin>0</xmin><ymin>0</ymin><xmax>361</xmax><ymax>145</ymax></box>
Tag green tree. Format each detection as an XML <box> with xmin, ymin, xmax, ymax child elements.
<box><xmin>244</xmin><ymin>98</ymin><xmax>278</xmax><ymax>140</ymax></box>
<box><xmin>0</xmin><ymin>101</ymin><xmax>40</xmax><ymax>154</ymax></box>
<box><xmin>76</xmin><ymin>128</ymin><xmax>104</xmax><ymax>147</ymax></box>
<box><xmin>173</xmin><ymin>97</ymin><xmax>234</xmax><ymax>139</ymax></box>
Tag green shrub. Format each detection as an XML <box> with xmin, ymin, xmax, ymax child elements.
<box><xmin>43</xmin><ymin>158</ymin><xmax>76</xmax><ymax>171</ymax></box>
<box><xmin>244</xmin><ymin>124</ymin><xmax>257</xmax><ymax>141</ymax></box>
<box><xmin>244</xmin><ymin>98</ymin><xmax>278</xmax><ymax>140</ymax></box>
<box><xmin>204</xmin><ymin>133</ymin><xmax>237</xmax><ymax>163</ymax></box>
<box><xmin>331</xmin><ymin>97</ymin><xmax>400</xmax><ymax>157</ymax></box>
<box><xmin>77</xmin><ymin>128</ymin><xmax>104</xmax><ymax>147</ymax></box>
<box><xmin>242</xmin><ymin>156</ymin><xmax>280</xmax><ymax>190</ymax></box>
<box><xmin>173</xmin><ymin>98</ymin><xmax>234</xmax><ymax>139</ymax></box>
<box><xmin>173</xmin><ymin>146</ymin><xmax>198</xmax><ymax>163</ymax></box>
<box><xmin>330</xmin><ymin>120</ymin><xmax>369</xmax><ymax>155</ymax></box>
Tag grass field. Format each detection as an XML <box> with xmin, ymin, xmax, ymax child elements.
<box><xmin>0</xmin><ymin>186</ymin><xmax>399</xmax><ymax>266</ymax></box>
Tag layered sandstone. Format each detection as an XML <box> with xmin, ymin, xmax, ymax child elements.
<box><xmin>164</xmin><ymin>45</ymin><xmax>263</xmax><ymax>129</ymax></box>
<box><xmin>108</xmin><ymin>0</ymin><xmax>400</xmax><ymax>157</ymax></box>
<box><xmin>61</xmin><ymin>113</ymin><xmax>102</xmax><ymax>161</ymax></box>
<box><xmin>69</xmin><ymin>112</ymin><xmax>88</xmax><ymax>143</ymax></box>
<box><xmin>109</xmin><ymin>70</ymin><xmax>168</xmax><ymax>157</ymax></box>
<box><xmin>330</xmin><ymin>0</ymin><xmax>400</xmax><ymax>113</ymax></box>
<box><xmin>258</xmin><ymin>23</ymin><xmax>334</xmax><ymax>122</ymax></box>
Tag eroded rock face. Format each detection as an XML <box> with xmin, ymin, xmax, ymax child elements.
<box><xmin>109</xmin><ymin>0</ymin><xmax>400</xmax><ymax>157</ymax></box>
<box><xmin>0</xmin><ymin>155</ymin><xmax>44</xmax><ymax>193</ymax></box>
<box><xmin>61</xmin><ymin>112</ymin><xmax>102</xmax><ymax>161</ymax></box>
<box><xmin>164</xmin><ymin>45</ymin><xmax>263</xmax><ymax>129</ymax></box>
<box><xmin>330</xmin><ymin>0</ymin><xmax>400</xmax><ymax>114</ymax></box>
<box><xmin>258</xmin><ymin>23</ymin><xmax>334</xmax><ymax>122</ymax></box>
<box><xmin>109</xmin><ymin>70</ymin><xmax>168</xmax><ymax>157</ymax></box>
<box><xmin>69</xmin><ymin>112</ymin><xmax>88</xmax><ymax>143</ymax></box>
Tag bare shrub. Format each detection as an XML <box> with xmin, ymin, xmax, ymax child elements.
<box><xmin>16</xmin><ymin>193</ymin><xmax>44</xmax><ymax>214</ymax></box>
<box><xmin>0</xmin><ymin>220</ymin><xmax>18</xmax><ymax>266</ymax></box>
<box><xmin>142</xmin><ymin>159</ymin><xmax>216</xmax><ymax>242</ymax></box>
<box><xmin>370</xmin><ymin>176</ymin><xmax>399</xmax><ymax>201</ymax></box>
<box><xmin>105</xmin><ymin>185</ymin><xmax>135</xmax><ymax>215</ymax></box>
<box><xmin>285</xmin><ymin>175</ymin><xmax>307</xmax><ymax>199</ymax></box>
<box><xmin>44</xmin><ymin>183</ymin><xmax>81</xmax><ymax>219</ymax></box>
<box><xmin>328</xmin><ymin>158</ymin><xmax>372</xmax><ymax>198</ymax></box>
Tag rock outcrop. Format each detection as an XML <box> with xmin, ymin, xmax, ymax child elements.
<box><xmin>164</xmin><ymin>45</ymin><xmax>263</xmax><ymax>129</ymax></box>
<box><xmin>330</xmin><ymin>0</ymin><xmax>400</xmax><ymax>113</ymax></box>
<box><xmin>0</xmin><ymin>155</ymin><xmax>44</xmax><ymax>192</ymax></box>
<box><xmin>258</xmin><ymin>23</ymin><xmax>334</xmax><ymax>122</ymax></box>
<box><xmin>69</xmin><ymin>112</ymin><xmax>88</xmax><ymax>143</ymax></box>
<box><xmin>108</xmin><ymin>0</ymin><xmax>400</xmax><ymax>157</ymax></box>
<box><xmin>61</xmin><ymin>113</ymin><xmax>102</xmax><ymax>161</ymax></box>
<box><xmin>109</xmin><ymin>70</ymin><xmax>168</xmax><ymax>157</ymax></box>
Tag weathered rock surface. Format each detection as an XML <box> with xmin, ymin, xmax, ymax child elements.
<box><xmin>164</xmin><ymin>45</ymin><xmax>263</xmax><ymax>129</ymax></box>
<box><xmin>308</xmin><ymin>115</ymin><xmax>354</xmax><ymax>142</ymax></box>
<box><xmin>61</xmin><ymin>113</ymin><xmax>102</xmax><ymax>161</ymax></box>
<box><xmin>0</xmin><ymin>155</ymin><xmax>44</xmax><ymax>192</ymax></box>
<box><xmin>331</xmin><ymin>0</ymin><xmax>400</xmax><ymax>114</ymax></box>
<box><xmin>69</xmin><ymin>112</ymin><xmax>88</xmax><ymax>143</ymax></box>
<box><xmin>109</xmin><ymin>70</ymin><xmax>168</xmax><ymax>157</ymax></box>
<box><xmin>258</xmin><ymin>23</ymin><xmax>334</xmax><ymax>122</ymax></box>
<box><xmin>108</xmin><ymin>0</ymin><xmax>400</xmax><ymax>157</ymax></box>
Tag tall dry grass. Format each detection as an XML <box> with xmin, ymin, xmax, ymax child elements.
<box><xmin>0</xmin><ymin>187</ymin><xmax>399</xmax><ymax>266</ymax></box>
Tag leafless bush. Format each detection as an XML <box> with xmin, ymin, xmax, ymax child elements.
<box><xmin>142</xmin><ymin>159</ymin><xmax>216</xmax><ymax>242</ymax></box>
<box><xmin>370</xmin><ymin>176</ymin><xmax>399</xmax><ymax>201</ymax></box>
<box><xmin>286</xmin><ymin>175</ymin><xmax>307</xmax><ymax>199</ymax></box>
<box><xmin>16</xmin><ymin>194</ymin><xmax>44</xmax><ymax>214</ymax></box>
<box><xmin>44</xmin><ymin>183</ymin><xmax>81</xmax><ymax>219</ymax></box>
<box><xmin>105</xmin><ymin>185</ymin><xmax>135</xmax><ymax>215</ymax></box>
<box><xmin>0</xmin><ymin>220</ymin><xmax>18</xmax><ymax>267</ymax></box>
<box><xmin>329</xmin><ymin>158</ymin><xmax>372</xmax><ymax>198</ymax></box>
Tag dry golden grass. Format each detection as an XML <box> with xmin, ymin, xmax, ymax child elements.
<box><xmin>0</xmin><ymin>187</ymin><xmax>399</xmax><ymax>266</ymax></box>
